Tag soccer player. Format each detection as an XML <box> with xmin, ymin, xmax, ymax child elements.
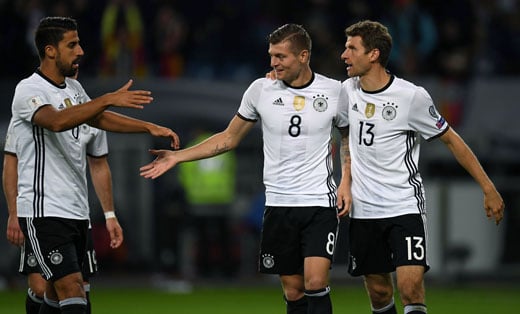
<box><xmin>9</xmin><ymin>16</ymin><xmax>179</xmax><ymax>314</ymax></box>
<box><xmin>140</xmin><ymin>24</ymin><xmax>350</xmax><ymax>314</ymax></box>
<box><xmin>4</xmin><ymin>118</ymin><xmax>122</xmax><ymax>314</ymax></box>
<box><xmin>337</xmin><ymin>20</ymin><xmax>505</xmax><ymax>314</ymax></box>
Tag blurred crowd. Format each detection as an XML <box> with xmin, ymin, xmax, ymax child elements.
<box><xmin>1</xmin><ymin>0</ymin><xmax>519</xmax><ymax>82</ymax></box>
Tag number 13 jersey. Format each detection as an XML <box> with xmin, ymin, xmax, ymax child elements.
<box><xmin>344</xmin><ymin>75</ymin><xmax>449</xmax><ymax>219</ymax></box>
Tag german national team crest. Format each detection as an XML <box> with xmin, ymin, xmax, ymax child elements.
<box><xmin>48</xmin><ymin>250</ymin><xmax>63</xmax><ymax>265</ymax></box>
<box><xmin>382</xmin><ymin>103</ymin><xmax>397</xmax><ymax>121</ymax></box>
<box><xmin>365</xmin><ymin>103</ymin><xmax>375</xmax><ymax>118</ymax></box>
<box><xmin>262</xmin><ymin>253</ymin><xmax>275</xmax><ymax>269</ymax></box>
<box><xmin>27</xmin><ymin>254</ymin><xmax>38</xmax><ymax>267</ymax></box>
<box><xmin>312</xmin><ymin>94</ymin><xmax>328</xmax><ymax>112</ymax></box>
<box><xmin>293</xmin><ymin>96</ymin><xmax>305</xmax><ymax>111</ymax></box>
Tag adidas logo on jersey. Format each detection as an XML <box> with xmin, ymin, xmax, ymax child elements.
<box><xmin>352</xmin><ymin>103</ymin><xmax>358</xmax><ymax>112</ymax></box>
<box><xmin>272</xmin><ymin>97</ymin><xmax>284</xmax><ymax>106</ymax></box>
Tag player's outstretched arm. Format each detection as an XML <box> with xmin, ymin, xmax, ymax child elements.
<box><xmin>33</xmin><ymin>80</ymin><xmax>153</xmax><ymax>132</ymax></box>
<box><xmin>140</xmin><ymin>115</ymin><xmax>255</xmax><ymax>179</ymax></box>
<box><xmin>91</xmin><ymin>111</ymin><xmax>180</xmax><ymax>149</ymax></box>
<box><xmin>440</xmin><ymin>128</ymin><xmax>505</xmax><ymax>225</ymax></box>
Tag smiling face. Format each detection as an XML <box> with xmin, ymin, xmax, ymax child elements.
<box><xmin>268</xmin><ymin>40</ymin><xmax>308</xmax><ymax>85</ymax></box>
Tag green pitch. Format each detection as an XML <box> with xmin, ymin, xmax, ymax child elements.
<box><xmin>1</xmin><ymin>284</ymin><xmax>519</xmax><ymax>313</ymax></box>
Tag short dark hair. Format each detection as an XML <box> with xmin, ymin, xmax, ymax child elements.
<box><xmin>345</xmin><ymin>20</ymin><xmax>392</xmax><ymax>67</ymax></box>
<box><xmin>35</xmin><ymin>16</ymin><xmax>78</xmax><ymax>59</ymax></box>
<box><xmin>268</xmin><ymin>24</ymin><xmax>312</xmax><ymax>55</ymax></box>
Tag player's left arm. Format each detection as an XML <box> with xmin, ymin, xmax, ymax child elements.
<box><xmin>2</xmin><ymin>153</ymin><xmax>25</xmax><ymax>246</ymax></box>
<box><xmin>89</xmin><ymin>111</ymin><xmax>180</xmax><ymax>149</ymax></box>
<box><xmin>440</xmin><ymin>127</ymin><xmax>505</xmax><ymax>225</ymax></box>
<box><xmin>87</xmin><ymin>155</ymin><xmax>124</xmax><ymax>248</ymax></box>
<box><xmin>337</xmin><ymin>127</ymin><xmax>352</xmax><ymax>217</ymax></box>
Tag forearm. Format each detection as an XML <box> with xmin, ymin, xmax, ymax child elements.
<box><xmin>178</xmin><ymin>132</ymin><xmax>235</xmax><ymax>163</ymax></box>
<box><xmin>88</xmin><ymin>158</ymin><xmax>115</xmax><ymax>213</ymax></box>
<box><xmin>89</xmin><ymin>110</ymin><xmax>153</xmax><ymax>133</ymax></box>
<box><xmin>36</xmin><ymin>96</ymin><xmax>111</xmax><ymax>132</ymax></box>
<box><xmin>339</xmin><ymin>130</ymin><xmax>352</xmax><ymax>185</ymax></box>
<box><xmin>2</xmin><ymin>154</ymin><xmax>18</xmax><ymax>217</ymax></box>
<box><xmin>446</xmin><ymin>134</ymin><xmax>495</xmax><ymax>193</ymax></box>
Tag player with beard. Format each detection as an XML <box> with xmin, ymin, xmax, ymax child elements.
<box><xmin>9</xmin><ymin>16</ymin><xmax>179</xmax><ymax>314</ymax></box>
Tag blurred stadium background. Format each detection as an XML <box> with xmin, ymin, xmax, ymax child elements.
<box><xmin>1</xmin><ymin>0</ymin><xmax>519</xmax><ymax>305</ymax></box>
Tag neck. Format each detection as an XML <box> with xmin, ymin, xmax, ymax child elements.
<box><xmin>359</xmin><ymin>66</ymin><xmax>390</xmax><ymax>92</ymax></box>
<box><xmin>286</xmin><ymin>66</ymin><xmax>313</xmax><ymax>88</ymax></box>
<box><xmin>39</xmin><ymin>62</ymin><xmax>65</xmax><ymax>85</ymax></box>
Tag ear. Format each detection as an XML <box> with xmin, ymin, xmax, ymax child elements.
<box><xmin>299</xmin><ymin>49</ymin><xmax>310</xmax><ymax>63</ymax></box>
<box><xmin>368</xmin><ymin>48</ymin><xmax>380</xmax><ymax>63</ymax></box>
<box><xmin>45</xmin><ymin>45</ymin><xmax>57</xmax><ymax>59</ymax></box>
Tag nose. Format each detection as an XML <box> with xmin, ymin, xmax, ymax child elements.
<box><xmin>77</xmin><ymin>44</ymin><xmax>84</xmax><ymax>56</ymax></box>
<box><xmin>340</xmin><ymin>49</ymin><xmax>347</xmax><ymax>61</ymax></box>
<box><xmin>270</xmin><ymin>56</ymin><xmax>278</xmax><ymax>68</ymax></box>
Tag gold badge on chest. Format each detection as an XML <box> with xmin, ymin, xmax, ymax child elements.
<box><xmin>293</xmin><ymin>96</ymin><xmax>305</xmax><ymax>111</ymax></box>
<box><xmin>365</xmin><ymin>103</ymin><xmax>375</xmax><ymax>118</ymax></box>
<box><xmin>64</xmin><ymin>98</ymin><xmax>73</xmax><ymax>108</ymax></box>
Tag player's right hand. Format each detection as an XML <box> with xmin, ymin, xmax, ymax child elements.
<box><xmin>140</xmin><ymin>149</ymin><xmax>178</xmax><ymax>179</ymax></box>
<box><xmin>108</xmin><ymin>79</ymin><xmax>153</xmax><ymax>109</ymax></box>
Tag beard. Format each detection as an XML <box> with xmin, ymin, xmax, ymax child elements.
<box><xmin>56</xmin><ymin>57</ymin><xmax>78</xmax><ymax>78</ymax></box>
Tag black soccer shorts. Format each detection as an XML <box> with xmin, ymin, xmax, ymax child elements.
<box><xmin>259</xmin><ymin>206</ymin><xmax>339</xmax><ymax>275</ymax></box>
<box><xmin>19</xmin><ymin>226</ymin><xmax>98</xmax><ymax>280</ymax></box>
<box><xmin>19</xmin><ymin>217</ymin><xmax>89</xmax><ymax>281</ymax></box>
<box><xmin>348</xmin><ymin>213</ymin><xmax>430</xmax><ymax>276</ymax></box>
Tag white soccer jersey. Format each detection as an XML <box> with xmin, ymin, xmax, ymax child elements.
<box><xmin>4</xmin><ymin>118</ymin><xmax>16</xmax><ymax>154</ymax></box>
<box><xmin>10</xmin><ymin>71</ymin><xmax>108</xmax><ymax>219</ymax></box>
<box><xmin>238</xmin><ymin>73</ymin><xmax>348</xmax><ymax>207</ymax></box>
<box><xmin>344</xmin><ymin>75</ymin><xmax>448</xmax><ymax>218</ymax></box>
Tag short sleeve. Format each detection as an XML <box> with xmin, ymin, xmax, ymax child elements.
<box><xmin>408</xmin><ymin>87</ymin><xmax>448</xmax><ymax>141</ymax></box>
<box><xmin>237</xmin><ymin>79</ymin><xmax>264</xmax><ymax>121</ymax></box>
<box><xmin>12</xmin><ymin>83</ymin><xmax>53</xmax><ymax>124</ymax></box>
<box><xmin>87</xmin><ymin>128</ymin><xmax>108</xmax><ymax>157</ymax></box>
<box><xmin>335</xmin><ymin>83</ymin><xmax>349</xmax><ymax>129</ymax></box>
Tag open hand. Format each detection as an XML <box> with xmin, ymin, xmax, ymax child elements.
<box><xmin>140</xmin><ymin>149</ymin><xmax>178</xmax><ymax>179</ymax></box>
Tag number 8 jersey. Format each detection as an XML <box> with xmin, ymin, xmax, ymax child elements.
<box><xmin>344</xmin><ymin>75</ymin><xmax>449</xmax><ymax>219</ymax></box>
<box><xmin>238</xmin><ymin>73</ymin><xmax>349</xmax><ymax>208</ymax></box>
